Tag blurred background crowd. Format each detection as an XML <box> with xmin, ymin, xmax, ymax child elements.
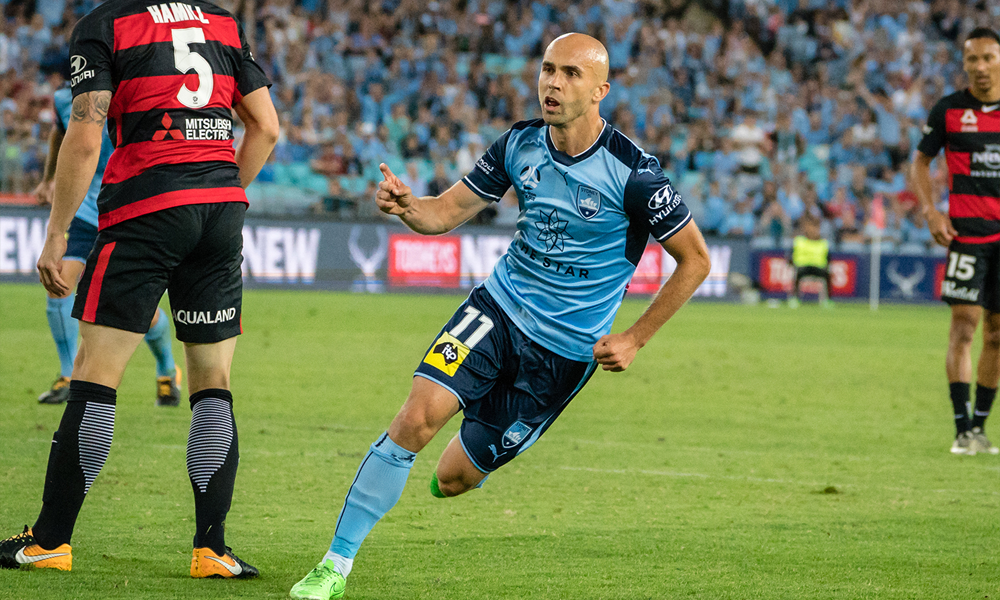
<box><xmin>1</xmin><ymin>0</ymin><xmax>997</xmax><ymax>252</ymax></box>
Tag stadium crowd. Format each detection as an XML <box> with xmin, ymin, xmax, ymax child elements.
<box><xmin>0</xmin><ymin>0</ymin><xmax>996</xmax><ymax>251</ymax></box>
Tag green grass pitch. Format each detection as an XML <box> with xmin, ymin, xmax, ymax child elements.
<box><xmin>1</xmin><ymin>283</ymin><xmax>998</xmax><ymax>599</ymax></box>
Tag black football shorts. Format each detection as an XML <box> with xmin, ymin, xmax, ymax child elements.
<box><xmin>941</xmin><ymin>240</ymin><xmax>1000</xmax><ymax>311</ymax></box>
<box><xmin>72</xmin><ymin>202</ymin><xmax>245</xmax><ymax>343</ymax></box>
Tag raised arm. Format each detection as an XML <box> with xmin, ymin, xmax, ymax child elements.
<box><xmin>233</xmin><ymin>87</ymin><xmax>280</xmax><ymax>189</ymax></box>
<box><xmin>593</xmin><ymin>220</ymin><xmax>711</xmax><ymax>372</ymax></box>
<box><xmin>375</xmin><ymin>163</ymin><xmax>493</xmax><ymax>234</ymax></box>
<box><xmin>37</xmin><ymin>90</ymin><xmax>110</xmax><ymax>296</ymax></box>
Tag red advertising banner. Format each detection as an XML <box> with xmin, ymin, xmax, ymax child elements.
<box><xmin>757</xmin><ymin>254</ymin><xmax>857</xmax><ymax>296</ymax></box>
<box><xmin>628</xmin><ymin>244</ymin><xmax>663</xmax><ymax>294</ymax></box>
<box><xmin>933</xmin><ymin>262</ymin><xmax>945</xmax><ymax>300</ymax></box>
<box><xmin>388</xmin><ymin>234</ymin><xmax>461</xmax><ymax>288</ymax></box>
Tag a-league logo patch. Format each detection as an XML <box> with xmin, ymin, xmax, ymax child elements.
<box><xmin>422</xmin><ymin>332</ymin><xmax>470</xmax><ymax>377</ymax></box>
<box><xmin>502</xmin><ymin>421</ymin><xmax>533</xmax><ymax>448</ymax></box>
<box><xmin>576</xmin><ymin>185</ymin><xmax>601</xmax><ymax>220</ymax></box>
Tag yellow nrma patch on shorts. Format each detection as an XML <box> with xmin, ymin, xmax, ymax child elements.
<box><xmin>423</xmin><ymin>332</ymin><xmax>470</xmax><ymax>377</ymax></box>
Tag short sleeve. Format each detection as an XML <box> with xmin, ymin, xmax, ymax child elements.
<box><xmin>917</xmin><ymin>98</ymin><xmax>947</xmax><ymax>157</ymax></box>
<box><xmin>68</xmin><ymin>13</ymin><xmax>113</xmax><ymax>97</ymax></box>
<box><xmin>623</xmin><ymin>154</ymin><xmax>692</xmax><ymax>242</ymax></box>
<box><xmin>461</xmin><ymin>129</ymin><xmax>513</xmax><ymax>202</ymax></box>
<box><xmin>53</xmin><ymin>88</ymin><xmax>71</xmax><ymax>132</ymax></box>
<box><xmin>234</xmin><ymin>22</ymin><xmax>271</xmax><ymax>103</ymax></box>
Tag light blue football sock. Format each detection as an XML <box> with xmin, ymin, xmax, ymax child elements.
<box><xmin>144</xmin><ymin>308</ymin><xmax>176</xmax><ymax>378</ymax></box>
<box><xmin>46</xmin><ymin>295</ymin><xmax>78</xmax><ymax>378</ymax></box>
<box><xmin>328</xmin><ymin>432</ymin><xmax>416</xmax><ymax>559</ymax></box>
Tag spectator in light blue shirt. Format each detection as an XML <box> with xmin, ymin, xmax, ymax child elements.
<box><xmin>702</xmin><ymin>181</ymin><xmax>730</xmax><ymax>234</ymax></box>
<box><xmin>801</xmin><ymin>111</ymin><xmax>832</xmax><ymax>146</ymax></box>
<box><xmin>712</xmin><ymin>137</ymin><xmax>741</xmax><ymax>185</ymax></box>
<box><xmin>721</xmin><ymin>197</ymin><xmax>756</xmax><ymax>238</ymax></box>
<box><xmin>606</xmin><ymin>18</ymin><xmax>641</xmax><ymax>71</ymax></box>
<box><xmin>360</xmin><ymin>82</ymin><xmax>392</xmax><ymax>127</ymax></box>
<box><xmin>778</xmin><ymin>181</ymin><xmax>805</xmax><ymax>223</ymax></box>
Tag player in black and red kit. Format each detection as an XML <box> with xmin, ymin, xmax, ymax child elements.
<box><xmin>0</xmin><ymin>1</ymin><xmax>278</xmax><ymax>577</ymax></box>
<box><xmin>913</xmin><ymin>28</ymin><xmax>1000</xmax><ymax>456</ymax></box>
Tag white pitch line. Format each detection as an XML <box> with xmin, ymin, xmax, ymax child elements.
<box><xmin>556</xmin><ymin>465</ymin><xmax>1000</xmax><ymax>497</ymax></box>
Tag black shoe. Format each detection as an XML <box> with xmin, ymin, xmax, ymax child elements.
<box><xmin>38</xmin><ymin>377</ymin><xmax>71</xmax><ymax>404</ymax></box>
<box><xmin>0</xmin><ymin>526</ymin><xmax>72</xmax><ymax>571</ymax></box>
<box><xmin>190</xmin><ymin>546</ymin><xmax>259</xmax><ymax>578</ymax></box>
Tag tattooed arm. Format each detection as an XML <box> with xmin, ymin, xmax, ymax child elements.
<box><xmin>37</xmin><ymin>91</ymin><xmax>111</xmax><ymax>296</ymax></box>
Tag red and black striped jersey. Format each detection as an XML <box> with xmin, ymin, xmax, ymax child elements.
<box><xmin>69</xmin><ymin>0</ymin><xmax>271</xmax><ymax>229</ymax></box>
<box><xmin>919</xmin><ymin>89</ymin><xmax>1000</xmax><ymax>244</ymax></box>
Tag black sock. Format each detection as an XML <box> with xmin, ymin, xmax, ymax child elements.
<box><xmin>187</xmin><ymin>389</ymin><xmax>239</xmax><ymax>556</ymax></box>
<box><xmin>972</xmin><ymin>385</ymin><xmax>997</xmax><ymax>430</ymax></box>
<box><xmin>950</xmin><ymin>382</ymin><xmax>971</xmax><ymax>435</ymax></box>
<box><xmin>33</xmin><ymin>380</ymin><xmax>116</xmax><ymax>549</ymax></box>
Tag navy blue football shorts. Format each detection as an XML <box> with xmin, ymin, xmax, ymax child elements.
<box><xmin>64</xmin><ymin>217</ymin><xmax>98</xmax><ymax>263</ymax></box>
<box><xmin>414</xmin><ymin>286</ymin><xmax>597</xmax><ymax>473</ymax></box>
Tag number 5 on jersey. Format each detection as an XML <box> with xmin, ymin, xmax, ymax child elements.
<box><xmin>423</xmin><ymin>307</ymin><xmax>494</xmax><ymax>377</ymax></box>
<box><xmin>172</xmin><ymin>27</ymin><xmax>213</xmax><ymax>109</ymax></box>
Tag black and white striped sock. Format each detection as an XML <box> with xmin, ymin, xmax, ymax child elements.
<box><xmin>33</xmin><ymin>380</ymin><xmax>116</xmax><ymax>549</ymax></box>
<box><xmin>187</xmin><ymin>389</ymin><xmax>239</xmax><ymax>556</ymax></box>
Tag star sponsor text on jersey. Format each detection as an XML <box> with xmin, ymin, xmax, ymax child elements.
<box><xmin>513</xmin><ymin>238</ymin><xmax>590</xmax><ymax>278</ymax></box>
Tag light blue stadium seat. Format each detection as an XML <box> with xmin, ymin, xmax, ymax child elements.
<box><xmin>270</xmin><ymin>163</ymin><xmax>293</xmax><ymax>186</ymax></box>
<box><xmin>304</xmin><ymin>173</ymin><xmax>329</xmax><ymax>195</ymax></box>
<box><xmin>838</xmin><ymin>240</ymin><xmax>866</xmax><ymax>253</ymax></box>
<box><xmin>750</xmin><ymin>236</ymin><xmax>777</xmax><ymax>249</ymax></box>
<box><xmin>287</xmin><ymin>162</ymin><xmax>312</xmax><ymax>185</ymax></box>
<box><xmin>897</xmin><ymin>242</ymin><xmax>927</xmax><ymax>256</ymax></box>
<box><xmin>340</xmin><ymin>176</ymin><xmax>367</xmax><ymax>195</ymax></box>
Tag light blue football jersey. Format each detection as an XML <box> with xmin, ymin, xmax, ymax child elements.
<box><xmin>53</xmin><ymin>87</ymin><xmax>114</xmax><ymax>228</ymax></box>
<box><xmin>463</xmin><ymin>119</ymin><xmax>692</xmax><ymax>362</ymax></box>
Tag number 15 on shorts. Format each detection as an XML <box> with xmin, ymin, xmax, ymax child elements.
<box><xmin>422</xmin><ymin>307</ymin><xmax>494</xmax><ymax>377</ymax></box>
<box><xmin>946</xmin><ymin>252</ymin><xmax>976</xmax><ymax>281</ymax></box>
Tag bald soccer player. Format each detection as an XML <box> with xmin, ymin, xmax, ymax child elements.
<box><xmin>288</xmin><ymin>33</ymin><xmax>711</xmax><ymax>600</ymax></box>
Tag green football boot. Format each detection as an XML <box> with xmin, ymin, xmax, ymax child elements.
<box><xmin>289</xmin><ymin>559</ymin><xmax>346</xmax><ymax>600</ymax></box>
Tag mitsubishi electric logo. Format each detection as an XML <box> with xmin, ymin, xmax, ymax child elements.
<box><xmin>153</xmin><ymin>113</ymin><xmax>184</xmax><ymax>141</ymax></box>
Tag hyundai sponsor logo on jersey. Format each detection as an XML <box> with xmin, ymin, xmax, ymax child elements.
<box><xmin>575</xmin><ymin>185</ymin><xmax>601</xmax><ymax>220</ymax></box>
<box><xmin>69</xmin><ymin>54</ymin><xmax>94</xmax><ymax>87</ymax></box>
<box><xmin>502</xmin><ymin>421</ymin><xmax>533</xmax><ymax>448</ymax></box>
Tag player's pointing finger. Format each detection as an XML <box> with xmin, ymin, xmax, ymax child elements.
<box><xmin>379</xmin><ymin>163</ymin><xmax>397</xmax><ymax>183</ymax></box>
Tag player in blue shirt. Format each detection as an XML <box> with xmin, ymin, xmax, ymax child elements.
<box><xmin>34</xmin><ymin>87</ymin><xmax>181</xmax><ymax>406</ymax></box>
<box><xmin>289</xmin><ymin>33</ymin><xmax>711</xmax><ymax>600</ymax></box>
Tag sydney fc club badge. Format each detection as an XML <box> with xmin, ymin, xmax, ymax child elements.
<box><xmin>576</xmin><ymin>185</ymin><xmax>601</xmax><ymax>220</ymax></box>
